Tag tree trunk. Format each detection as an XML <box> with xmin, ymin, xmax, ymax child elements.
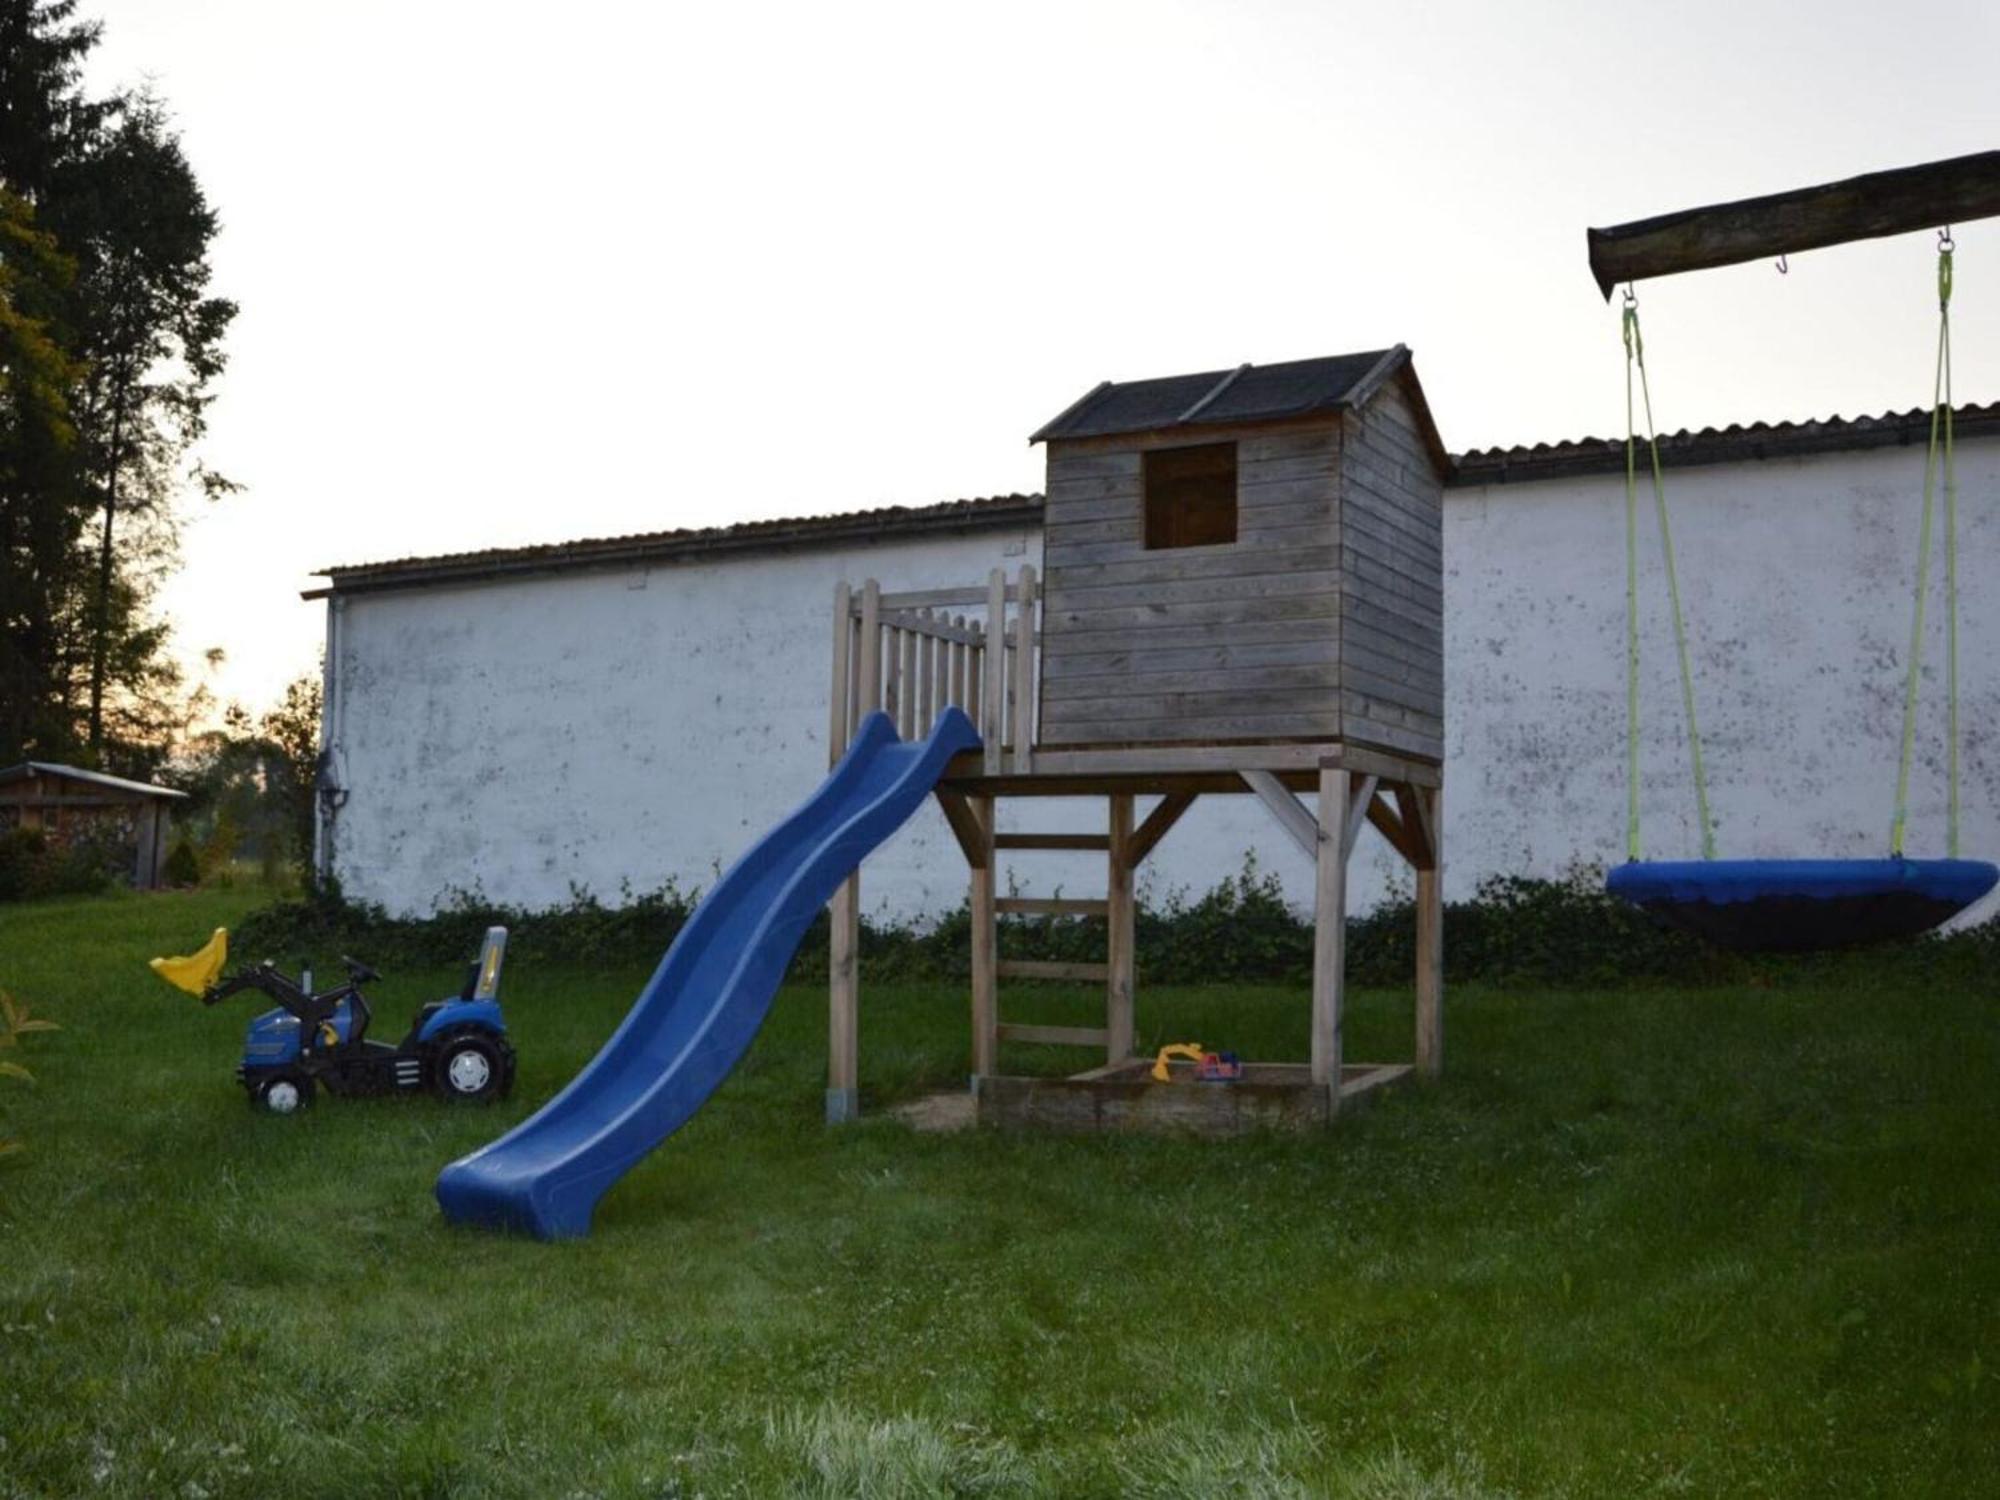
<box><xmin>86</xmin><ymin>369</ymin><xmax>128</xmax><ymax>756</ymax></box>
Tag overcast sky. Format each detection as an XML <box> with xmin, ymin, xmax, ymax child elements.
<box><xmin>83</xmin><ymin>0</ymin><xmax>2000</xmax><ymax>719</ymax></box>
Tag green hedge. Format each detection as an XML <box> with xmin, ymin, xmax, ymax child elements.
<box><xmin>0</xmin><ymin>828</ymin><xmax>121</xmax><ymax>903</ymax></box>
<box><xmin>232</xmin><ymin>863</ymin><xmax>2000</xmax><ymax>993</ymax></box>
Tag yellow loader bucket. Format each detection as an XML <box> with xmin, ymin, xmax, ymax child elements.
<box><xmin>150</xmin><ymin>928</ymin><xmax>228</xmax><ymax>997</ymax></box>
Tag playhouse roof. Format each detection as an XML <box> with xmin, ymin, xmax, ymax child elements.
<box><xmin>1030</xmin><ymin>348</ymin><xmax>1416</xmax><ymax>443</ymax></box>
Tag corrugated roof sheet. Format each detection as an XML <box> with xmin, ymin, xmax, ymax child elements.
<box><xmin>1451</xmin><ymin>401</ymin><xmax>2000</xmax><ymax>486</ymax></box>
<box><xmin>305</xmin><ymin>399</ymin><xmax>2000</xmax><ymax>599</ymax></box>
<box><xmin>309</xmin><ymin>493</ymin><xmax>1044</xmax><ymax>597</ymax></box>
<box><xmin>0</xmin><ymin>762</ymin><xmax>187</xmax><ymax>799</ymax></box>
<box><xmin>1032</xmin><ymin>349</ymin><xmax>1406</xmax><ymax>442</ymax></box>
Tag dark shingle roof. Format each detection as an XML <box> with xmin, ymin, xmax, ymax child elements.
<box><xmin>1032</xmin><ymin>348</ymin><xmax>1409</xmax><ymax>442</ymax></box>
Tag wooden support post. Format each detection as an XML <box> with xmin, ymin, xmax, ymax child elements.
<box><xmin>1312</xmin><ymin>767</ymin><xmax>1350</xmax><ymax>1107</ymax></box>
<box><xmin>1106</xmin><ymin>794</ymin><xmax>1135</xmax><ymax>1064</ymax></box>
<box><xmin>828</xmin><ymin>870</ymin><xmax>860</xmax><ymax>1124</ymax></box>
<box><xmin>969</xmin><ymin>795</ymin><xmax>998</xmax><ymax>1081</ymax></box>
<box><xmin>1414</xmin><ymin>785</ymin><xmax>1443</xmax><ymax>1081</ymax></box>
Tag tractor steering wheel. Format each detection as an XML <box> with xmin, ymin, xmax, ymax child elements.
<box><xmin>341</xmin><ymin>955</ymin><xmax>380</xmax><ymax>985</ymax></box>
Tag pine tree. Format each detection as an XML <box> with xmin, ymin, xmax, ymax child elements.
<box><xmin>0</xmin><ymin>2</ymin><xmax>235</xmax><ymax>771</ymax></box>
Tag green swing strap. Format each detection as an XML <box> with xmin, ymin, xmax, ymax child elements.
<box><xmin>1891</xmin><ymin>235</ymin><xmax>1961</xmax><ymax>858</ymax></box>
<box><xmin>1623</xmin><ymin>292</ymin><xmax>1718</xmax><ymax>861</ymax></box>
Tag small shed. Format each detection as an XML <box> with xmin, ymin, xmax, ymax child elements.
<box><xmin>0</xmin><ymin>762</ymin><xmax>187</xmax><ymax>889</ymax></box>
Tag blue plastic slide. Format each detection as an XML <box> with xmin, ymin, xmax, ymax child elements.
<box><xmin>436</xmin><ymin>707</ymin><xmax>980</xmax><ymax>1238</ymax></box>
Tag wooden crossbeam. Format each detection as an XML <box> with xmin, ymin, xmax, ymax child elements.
<box><xmin>1394</xmin><ymin>783</ymin><xmax>1438</xmax><ymax>870</ymax></box>
<box><xmin>1366</xmin><ymin>791</ymin><xmax>1428</xmax><ymax>869</ymax></box>
<box><xmin>996</xmin><ymin>897</ymin><xmax>1108</xmax><ymax>917</ymax></box>
<box><xmin>1587</xmin><ymin>150</ymin><xmax>2000</xmax><ymax>297</ymax></box>
<box><xmin>1343</xmin><ymin>775</ymin><xmax>1379</xmax><ymax>858</ymax></box>
<box><xmin>1126</xmin><ymin>792</ymin><xmax>1195</xmax><ymax>866</ymax></box>
<box><xmin>997</xmin><ymin>960</ymin><xmax>1110</xmax><ymax>982</ymax></box>
<box><xmin>994</xmin><ymin>832</ymin><xmax>1111</xmax><ymax>851</ymax></box>
<box><xmin>1241</xmin><ymin>769</ymin><xmax>1321</xmax><ymax>862</ymax></box>
<box><xmin>933</xmin><ymin>789</ymin><xmax>989</xmax><ymax>869</ymax></box>
<box><xmin>996</xmin><ymin>1022</ymin><xmax>1109</xmax><ymax>1048</ymax></box>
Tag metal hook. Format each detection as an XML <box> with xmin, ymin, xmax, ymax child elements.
<box><xmin>1775</xmin><ymin>252</ymin><xmax>1789</xmax><ymax>275</ymax></box>
<box><xmin>1939</xmin><ymin>225</ymin><xmax>1956</xmax><ymax>253</ymax></box>
<box><xmin>1621</xmin><ymin>282</ymin><xmax>1638</xmax><ymax>307</ymax></box>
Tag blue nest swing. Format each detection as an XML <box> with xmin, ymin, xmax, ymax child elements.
<box><xmin>1607</xmin><ymin>858</ymin><xmax>1999</xmax><ymax>954</ymax></box>
<box><xmin>1599</xmin><ymin>264</ymin><xmax>1993</xmax><ymax>956</ymax></box>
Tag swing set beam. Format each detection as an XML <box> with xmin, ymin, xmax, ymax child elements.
<box><xmin>1588</xmin><ymin>150</ymin><xmax>2000</xmax><ymax>299</ymax></box>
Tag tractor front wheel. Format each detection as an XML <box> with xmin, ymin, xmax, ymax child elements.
<box><xmin>252</xmin><ymin>1071</ymin><xmax>314</xmax><ymax>1115</ymax></box>
<box><xmin>431</xmin><ymin>1031</ymin><xmax>513</xmax><ymax>1103</ymax></box>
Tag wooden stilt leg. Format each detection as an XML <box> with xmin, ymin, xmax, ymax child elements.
<box><xmin>1415</xmin><ymin>785</ymin><xmax>1443</xmax><ymax>1080</ymax></box>
<box><xmin>1312</xmin><ymin>767</ymin><xmax>1350</xmax><ymax>1111</ymax></box>
<box><xmin>969</xmin><ymin>795</ymin><xmax>998</xmax><ymax>1082</ymax></box>
<box><xmin>828</xmin><ymin>870</ymin><xmax>860</xmax><ymax>1123</ymax></box>
<box><xmin>1106</xmin><ymin>794</ymin><xmax>1135</xmax><ymax>1063</ymax></box>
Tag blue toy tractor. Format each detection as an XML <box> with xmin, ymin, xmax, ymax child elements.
<box><xmin>150</xmin><ymin>926</ymin><xmax>518</xmax><ymax>1115</ymax></box>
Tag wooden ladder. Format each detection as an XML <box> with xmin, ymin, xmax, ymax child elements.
<box><xmin>971</xmin><ymin>804</ymin><xmax>1137</xmax><ymax>1073</ymax></box>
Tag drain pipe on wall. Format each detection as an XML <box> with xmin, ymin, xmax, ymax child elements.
<box><xmin>315</xmin><ymin>594</ymin><xmax>349</xmax><ymax>886</ymax></box>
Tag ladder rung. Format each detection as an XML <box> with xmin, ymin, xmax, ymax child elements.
<box><xmin>995</xmin><ymin>897</ymin><xmax>1109</xmax><ymax>917</ymax></box>
<box><xmin>997</xmin><ymin>960</ymin><xmax>1110</xmax><ymax>982</ymax></box>
<box><xmin>996</xmin><ymin>1023</ymin><xmax>1109</xmax><ymax>1048</ymax></box>
<box><xmin>993</xmin><ymin>833</ymin><xmax>1111</xmax><ymax>852</ymax></box>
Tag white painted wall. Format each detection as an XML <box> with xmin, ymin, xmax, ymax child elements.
<box><xmin>324</xmin><ymin>435</ymin><xmax>2000</xmax><ymax>928</ymax></box>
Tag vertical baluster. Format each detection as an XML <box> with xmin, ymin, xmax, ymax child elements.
<box><xmin>829</xmin><ymin>582</ymin><xmax>852</xmax><ymax>768</ymax></box>
<box><xmin>857</xmin><ymin>580</ymin><xmax>882</xmax><ymax>722</ymax></box>
<box><xmin>950</xmin><ymin>616</ymin><xmax>967</xmax><ymax>710</ymax></box>
<box><xmin>917</xmin><ymin>619</ymin><xmax>934</xmax><ymax>733</ymax></box>
<box><xmin>901</xmin><ymin>626</ymin><xmax>920</xmax><ymax>739</ymax></box>
<box><xmin>847</xmin><ymin>613</ymin><xmax>862</xmax><ymax>737</ymax></box>
<box><xmin>984</xmin><ymin>569</ymin><xmax>1006</xmax><ymax>773</ymax></box>
<box><xmin>1012</xmin><ymin>564</ymin><xmax>1036</xmax><ymax>773</ymax></box>
<box><xmin>967</xmin><ymin>620</ymin><xmax>984</xmax><ymax>736</ymax></box>
<box><xmin>931</xmin><ymin>615</ymin><xmax>949</xmax><ymax>724</ymax></box>
<box><xmin>884</xmin><ymin>623</ymin><xmax>902</xmax><ymax>729</ymax></box>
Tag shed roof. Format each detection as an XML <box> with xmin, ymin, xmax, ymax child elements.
<box><xmin>1030</xmin><ymin>348</ymin><xmax>1413</xmax><ymax>443</ymax></box>
<box><xmin>0</xmin><ymin>762</ymin><xmax>187</xmax><ymax>800</ymax></box>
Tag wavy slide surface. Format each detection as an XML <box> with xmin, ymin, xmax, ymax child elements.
<box><xmin>436</xmin><ymin>708</ymin><xmax>980</xmax><ymax>1238</ymax></box>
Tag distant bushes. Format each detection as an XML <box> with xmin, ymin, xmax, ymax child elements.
<box><xmin>232</xmin><ymin>862</ymin><xmax>2000</xmax><ymax>992</ymax></box>
<box><xmin>0</xmin><ymin>827</ymin><xmax>121</xmax><ymax>904</ymax></box>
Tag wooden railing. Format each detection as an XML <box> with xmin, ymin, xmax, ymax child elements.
<box><xmin>830</xmin><ymin>564</ymin><xmax>1040</xmax><ymax>774</ymax></box>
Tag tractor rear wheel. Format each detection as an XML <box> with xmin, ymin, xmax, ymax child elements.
<box><xmin>431</xmin><ymin>1031</ymin><xmax>513</xmax><ymax>1103</ymax></box>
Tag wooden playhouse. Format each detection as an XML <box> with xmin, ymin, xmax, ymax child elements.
<box><xmin>824</xmin><ymin>348</ymin><xmax>1448</xmax><ymax>1131</ymax></box>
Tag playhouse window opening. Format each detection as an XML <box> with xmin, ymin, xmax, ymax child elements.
<box><xmin>1143</xmin><ymin>442</ymin><xmax>1237</xmax><ymax>549</ymax></box>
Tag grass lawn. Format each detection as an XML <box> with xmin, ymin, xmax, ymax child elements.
<box><xmin>0</xmin><ymin>885</ymin><xmax>1996</xmax><ymax>1497</ymax></box>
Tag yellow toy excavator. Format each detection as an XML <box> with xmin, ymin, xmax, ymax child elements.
<box><xmin>1150</xmin><ymin>1041</ymin><xmax>1246</xmax><ymax>1083</ymax></box>
<box><xmin>150</xmin><ymin>928</ymin><xmax>229</xmax><ymax>998</ymax></box>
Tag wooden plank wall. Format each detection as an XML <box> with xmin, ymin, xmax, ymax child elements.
<box><xmin>1337</xmin><ymin>375</ymin><xmax>1444</xmax><ymax>763</ymax></box>
<box><xmin>1039</xmin><ymin>423</ymin><xmax>1344</xmax><ymax>746</ymax></box>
